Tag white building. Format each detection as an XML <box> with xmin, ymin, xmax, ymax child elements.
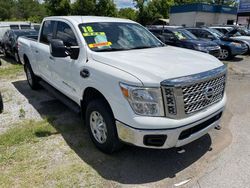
<box><xmin>170</xmin><ymin>3</ymin><xmax>237</xmax><ymax>27</ymax></box>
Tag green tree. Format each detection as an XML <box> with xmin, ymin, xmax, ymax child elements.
<box><xmin>95</xmin><ymin>0</ymin><xmax>118</xmax><ymax>17</ymax></box>
<box><xmin>134</xmin><ymin>0</ymin><xmax>147</xmax><ymax>25</ymax></box>
<box><xmin>118</xmin><ymin>8</ymin><xmax>137</xmax><ymax>21</ymax></box>
<box><xmin>0</xmin><ymin>0</ymin><xmax>15</xmax><ymax>20</ymax></box>
<box><xmin>44</xmin><ymin>0</ymin><xmax>71</xmax><ymax>16</ymax></box>
<box><xmin>14</xmin><ymin>0</ymin><xmax>46</xmax><ymax>22</ymax></box>
<box><xmin>71</xmin><ymin>0</ymin><xmax>96</xmax><ymax>15</ymax></box>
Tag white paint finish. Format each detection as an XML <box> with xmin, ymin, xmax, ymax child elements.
<box><xmin>18</xmin><ymin>16</ymin><xmax>226</xmax><ymax>132</ymax></box>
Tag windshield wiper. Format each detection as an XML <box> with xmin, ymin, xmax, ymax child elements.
<box><xmin>96</xmin><ymin>48</ymin><xmax>126</xmax><ymax>52</ymax></box>
<box><xmin>129</xmin><ymin>45</ymin><xmax>163</xmax><ymax>50</ymax></box>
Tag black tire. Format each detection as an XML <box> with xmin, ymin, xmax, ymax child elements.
<box><xmin>219</xmin><ymin>47</ymin><xmax>231</xmax><ymax>60</ymax></box>
<box><xmin>0</xmin><ymin>92</ymin><xmax>3</xmax><ymax>114</ymax></box>
<box><xmin>2</xmin><ymin>48</ymin><xmax>9</xmax><ymax>58</ymax></box>
<box><xmin>14</xmin><ymin>50</ymin><xmax>20</xmax><ymax>63</ymax></box>
<box><xmin>24</xmin><ymin>62</ymin><xmax>40</xmax><ymax>90</ymax></box>
<box><xmin>85</xmin><ymin>99</ymin><xmax>123</xmax><ymax>153</ymax></box>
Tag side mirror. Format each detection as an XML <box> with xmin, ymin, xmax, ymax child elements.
<box><xmin>50</xmin><ymin>39</ymin><xmax>68</xmax><ymax>58</ymax></box>
<box><xmin>50</xmin><ymin>39</ymin><xmax>79</xmax><ymax>60</ymax></box>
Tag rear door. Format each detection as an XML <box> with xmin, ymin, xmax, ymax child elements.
<box><xmin>34</xmin><ymin>20</ymin><xmax>56</xmax><ymax>81</ymax></box>
<box><xmin>49</xmin><ymin>20</ymin><xmax>80</xmax><ymax>100</ymax></box>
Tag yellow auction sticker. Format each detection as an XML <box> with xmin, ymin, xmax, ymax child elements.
<box><xmin>83</xmin><ymin>32</ymin><xmax>106</xmax><ymax>37</ymax></box>
<box><xmin>89</xmin><ymin>42</ymin><xmax>112</xmax><ymax>48</ymax></box>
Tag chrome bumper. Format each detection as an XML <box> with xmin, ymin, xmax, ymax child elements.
<box><xmin>116</xmin><ymin>109</ymin><xmax>223</xmax><ymax>149</ymax></box>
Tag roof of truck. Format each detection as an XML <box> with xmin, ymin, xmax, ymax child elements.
<box><xmin>44</xmin><ymin>16</ymin><xmax>135</xmax><ymax>24</ymax></box>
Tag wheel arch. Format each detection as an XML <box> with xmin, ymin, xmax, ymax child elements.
<box><xmin>81</xmin><ymin>87</ymin><xmax>115</xmax><ymax>120</ymax></box>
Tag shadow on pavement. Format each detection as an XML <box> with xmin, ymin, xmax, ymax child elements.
<box><xmin>13</xmin><ymin>80</ymin><xmax>212</xmax><ymax>184</ymax></box>
<box><xmin>228</xmin><ymin>56</ymin><xmax>244</xmax><ymax>62</ymax></box>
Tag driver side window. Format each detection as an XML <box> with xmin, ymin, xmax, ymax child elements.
<box><xmin>55</xmin><ymin>21</ymin><xmax>78</xmax><ymax>47</ymax></box>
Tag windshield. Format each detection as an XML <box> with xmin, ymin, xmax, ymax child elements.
<box><xmin>209</xmin><ymin>28</ymin><xmax>224</xmax><ymax>38</ymax></box>
<box><xmin>173</xmin><ymin>29</ymin><xmax>198</xmax><ymax>40</ymax></box>
<box><xmin>79</xmin><ymin>22</ymin><xmax>164</xmax><ymax>52</ymax></box>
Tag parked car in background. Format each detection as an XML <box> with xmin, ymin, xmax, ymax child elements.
<box><xmin>0</xmin><ymin>21</ymin><xmax>32</xmax><ymax>42</ymax></box>
<box><xmin>211</xmin><ymin>26</ymin><xmax>250</xmax><ymax>54</ymax></box>
<box><xmin>148</xmin><ymin>27</ymin><xmax>221</xmax><ymax>57</ymax></box>
<box><xmin>210</xmin><ymin>26</ymin><xmax>233</xmax><ymax>35</ymax></box>
<box><xmin>1</xmin><ymin>29</ymin><xmax>38</xmax><ymax>63</ymax></box>
<box><xmin>18</xmin><ymin>16</ymin><xmax>227</xmax><ymax>153</ymax></box>
<box><xmin>211</xmin><ymin>26</ymin><xmax>250</xmax><ymax>36</ymax></box>
<box><xmin>31</xmin><ymin>23</ymin><xmax>41</xmax><ymax>32</ymax></box>
<box><xmin>187</xmin><ymin>28</ymin><xmax>248</xmax><ymax>60</ymax></box>
<box><xmin>0</xmin><ymin>92</ymin><xmax>3</xmax><ymax>114</ymax></box>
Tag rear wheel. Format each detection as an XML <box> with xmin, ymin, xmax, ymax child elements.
<box><xmin>0</xmin><ymin>92</ymin><xmax>3</xmax><ymax>114</ymax></box>
<box><xmin>24</xmin><ymin>62</ymin><xmax>40</xmax><ymax>90</ymax></box>
<box><xmin>219</xmin><ymin>48</ymin><xmax>231</xmax><ymax>60</ymax></box>
<box><xmin>2</xmin><ymin>48</ymin><xmax>9</xmax><ymax>58</ymax></box>
<box><xmin>85</xmin><ymin>99</ymin><xmax>122</xmax><ymax>153</ymax></box>
<box><xmin>14</xmin><ymin>51</ymin><xmax>20</xmax><ymax>63</ymax></box>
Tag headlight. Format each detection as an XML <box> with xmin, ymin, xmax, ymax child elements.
<box><xmin>120</xmin><ymin>83</ymin><xmax>164</xmax><ymax>116</ymax></box>
<box><xmin>194</xmin><ymin>45</ymin><xmax>208</xmax><ymax>52</ymax></box>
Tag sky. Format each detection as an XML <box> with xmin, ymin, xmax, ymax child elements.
<box><xmin>114</xmin><ymin>0</ymin><xmax>134</xmax><ymax>8</ymax></box>
<box><xmin>39</xmin><ymin>0</ymin><xmax>134</xmax><ymax>9</ymax></box>
<box><xmin>67</xmin><ymin>0</ymin><xmax>135</xmax><ymax>9</ymax></box>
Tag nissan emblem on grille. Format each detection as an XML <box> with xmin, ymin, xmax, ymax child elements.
<box><xmin>204</xmin><ymin>86</ymin><xmax>214</xmax><ymax>100</ymax></box>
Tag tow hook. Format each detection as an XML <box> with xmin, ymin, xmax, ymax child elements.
<box><xmin>215</xmin><ymin>125</ymin><xmax>221</xmax><ymax>130</ymax></box>
<box><xmin>176</xmin><ymin>147</ymin><xmax>186</xmax><ymax>154</ymax></box>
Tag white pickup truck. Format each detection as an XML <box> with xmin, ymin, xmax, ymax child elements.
<box><xmin>18</xmin><ymin>16</ymin><xmax>227</xmax><ymax>153</ymax></box>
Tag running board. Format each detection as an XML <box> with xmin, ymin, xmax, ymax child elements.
<box><xmin>39</xmin><ymin>80</ymin><xmax>81</xmax><ymax>114</ymax></box>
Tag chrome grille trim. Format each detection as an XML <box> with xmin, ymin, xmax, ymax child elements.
<box><xmin>161</xmin><ymin>65</ymin><xmax>227</xmax><ymax>119</ymax></box>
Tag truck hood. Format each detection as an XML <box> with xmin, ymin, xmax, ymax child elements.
<box><xmin>91</xmin><ymin>46</ymin><xmax>223</xmax><ymax>86</ymax></box>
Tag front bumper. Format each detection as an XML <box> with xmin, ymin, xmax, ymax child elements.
<box><xmin>116</xmin><ymin>108</ymin><xmax>223</xmax><ymax>149</ymax></box>
<box><xmin>231</xmin><ymin>46</ymin><xmax>248</xmax><ymax>55</ymax></box>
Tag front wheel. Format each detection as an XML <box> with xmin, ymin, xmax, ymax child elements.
<box><xmin>85</xmin><ymin>99</ymin><xmax>122</xmax><ymax>153</ymax></box>
<box><xmin>24</xmin><ymin>63</ymin><xmax>40</xmax><ymax>90</ymax></box>
<box><xmin>219</xmin><ymin>48</ymin><xmax>231</xmax><ymax>60</ymax></box>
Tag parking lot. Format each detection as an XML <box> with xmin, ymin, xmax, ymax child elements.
<box><xmin>0</xmin><ymin>54</ymin><xmax>250</xmax><ymax>187</ymax></box>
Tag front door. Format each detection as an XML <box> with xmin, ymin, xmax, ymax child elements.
<box><xmin>49</xmin><ymin>20</ymin><xmax>81</xmax><ymax>102</ymax></box>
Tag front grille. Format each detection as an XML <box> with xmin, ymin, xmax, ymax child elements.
<box><xmin>182</xmin><ymin>74</ymin><xmax>226</xmax><ymax>114</ymax></box>
<box><xmin>161</xmin><ymin>65</ymin><xmax>227</xmax><ymax>119</ymax></box>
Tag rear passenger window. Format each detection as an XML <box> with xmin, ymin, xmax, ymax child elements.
<box><xmin>10</xmin><ymin>25</ymin><xmax>19</xmax><ymax>30</ymax></box>
<box><xmin>40</xmin><ymin>20</ymin><xmax>56</xmax><ymax>45</ymax></box>
<box><xmin>55</xmin><ymin>21</ymin><xmax>78</xmax><ymax>47</ymax></box>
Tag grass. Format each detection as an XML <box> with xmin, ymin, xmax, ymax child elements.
<box><xmin>0</xmin><ymin>119</ymin><xmax>105</xmax><ymax>187</ymax></box>
<box><xmin>0</xmin><ymin>119</ymin><xmax>57</xmax><ymax>148</ymax></box>
<box><xmin>0</xmin><ymin>58</ymin><xmax>23</xmax><ymax>79</ymax></box>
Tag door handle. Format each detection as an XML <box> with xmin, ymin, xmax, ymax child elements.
<box><xmin>80</xmin><ymin>69</ymin><xmax>90</xmax><ymax>78</ymax></box>
<box><xmin>35</xmin><ymin>50</ymin><xmax>39</xmax><ymax>53</ymax></box>
<box><xmin>49</xmin><ymin>56</ymin><xmax>55</xmax><ymax>61</ymax></box>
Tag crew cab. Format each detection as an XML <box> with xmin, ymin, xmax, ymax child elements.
<box><xmin>187</xmin><ymin>27</ymin><xmax>248</xmax><ymax>60</ymax></box>
<box><xmin>148</xmin><ymin>27</ymin><xmax>221</xmax><ymax>58</ymax></box>
<box><xmin>18</xmin><ymin>16</ymin><xmax>227</xmax><ymax>153</ymax></box>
